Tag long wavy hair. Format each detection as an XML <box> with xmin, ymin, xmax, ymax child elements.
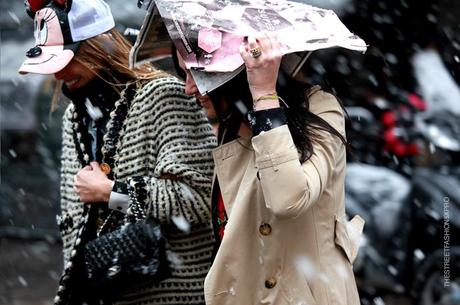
<box><xmin>52</xmin><ymin>28</ymin><xmax>167</xmax><ymax>109</ymax></box>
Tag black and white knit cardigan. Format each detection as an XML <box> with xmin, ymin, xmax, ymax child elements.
<box><xmin>58</xmin><ymin>76</ymin><xmax>217</xmax><ymax>304</ymax></box>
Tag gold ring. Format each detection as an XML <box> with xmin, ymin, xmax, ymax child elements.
<box><xmin>250</xmin><ymin>46</ymin><xmax>262</xmax><ymax>58</ymax></box>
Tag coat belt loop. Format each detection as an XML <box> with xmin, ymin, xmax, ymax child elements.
<box><xmin>270</xmin><ymin>154</ymin><xmax>279</xmax><ymax>172</ymax></box>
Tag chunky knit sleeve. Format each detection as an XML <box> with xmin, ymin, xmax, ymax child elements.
<box><xmin>60</xmin><ymin>105</ymin><xmax>73</xmax><ymax>216</ymax></box>
<box><xmin>58</xmin><ymin>104</ymin><xmax>86</xmax><ymax>260</ymax></box>
<box><xmin>59</xmin><ymin>104</ymin><xmax>80</xmax><ymax>216</ymax></box>
<box><xmin>121</xmin><ymin>77</ymin><xmax>217</xmax><ymax>226</ymax></box>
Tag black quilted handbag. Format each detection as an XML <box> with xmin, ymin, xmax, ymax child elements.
<box><xmin>83</xmin><ymin>186</ymin><xmax>170</xmax><ymax>299</ymax></box>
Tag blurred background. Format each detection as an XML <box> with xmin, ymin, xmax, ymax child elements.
<box><xmin>1</xmin><ymin>0</ymin><xmax>459</xmax><ymax>304</ymax></box>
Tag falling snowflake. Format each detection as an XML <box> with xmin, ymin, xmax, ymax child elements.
<box><xmin>265</xmin><ymin>118</ymin><xmax>273</xmax><ymax>128</ymax></box>
<box><xmin>319</xmin><ymin>273</ymin><xmax>330</xmax><ymax>284</ymax></box>
<box><xmin>413</xmin><ymin>199</ymin><xmax>422</xmax><ymax>208</ymax></box>
<box><xmin>180</xmin><ymin>184</ymin><xmax>195</xmax><ymax>201</ymax></box>
<box><xmin>385</xmin><ymin>53</ymin><xmax>398</xmax><ymax>65</ymax></box>
<box><xmin>17</xmin><ymin>276</ymin><xmax>28</xmax><ymax>287</ymax></box>
<box><xmin>429</xmin><ymin>142</ymin><xmax>436</xmax><ymax>154</ymax></box>
<box><xmin>359</xmin><ymin>233</ymin><xmax>368</xmax><ymax>248</ymax></box>
<box><xmin>14</xmin><ymin>102</ymin><xmax>23</xmax><ymax>111</ymax></box>
<box><xmin>258</xmin><ymin>256</ymin><xmax>264</xmax><ymax>265</ymax></box>
<box><xmin>336</xmin><ymin>265</ymin><xmax>349</xmax><ymax>279</ymax></box>
<box><xmin>414</xmin><ymin>249</ymin><xmax>425</xmax><ymax>261</ymax></box>
<box><xmin>373</xmin><ymin>297</ymin><xmax>386</xmax><ymax>305</ymax></box>
<box><xmin>85</xmin><ymin>99</ymin><xmax>103</xmax><ymax>120</ymax></box>
<box><xmin>166</xmin><ymin>250</ymin><xmax>183</xmax><ymax>266</ymax></box>
<box><xmin>7</xmin><ymin>11</ymin><xmax>20</xmax><ymax>25</ymax></box>
<box><xmin>48</xmin><ymin>270</ymin><xmax>59</xmax><ymax>281</ymax></box>
<box><xmin>387</xmin><ymin>265</ymin><xmax>398</xmax><ymax>276</ymax></box>
<box><xmin>259</xmin><ymin>237</ymin><xmax>265</xmax><ymax>248</ymax></box>
<box><xmin>295</xmin><ymin>256</ymin><xmax>317</xmax><ymax>281</ymax></box>
<box><xmin>392</xmin><ymin>154</ymin><xmax>399</xmax><ymax>166</ymax></box>
<box><xmin>171</xmin><ymin>215</ymin><xmax>191</xmax><ymax>233</ymax></box>
<box><xmin>8</xmin><ymin>149</ymin><xmax>17</xmax><ymax>158</ymax></box>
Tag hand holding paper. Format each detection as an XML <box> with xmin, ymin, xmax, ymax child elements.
<box><xmin>240</xmin><ymin>33</ymin><xmax>282</xmax><ymax>100</ymax></box>
<box><xmin>131</xmin><ymin>0</ymin><xmax>368</xmax><ymax>94</ymax></box>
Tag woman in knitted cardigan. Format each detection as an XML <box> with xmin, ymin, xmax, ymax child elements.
<box><xmin>19</xmin><ymin>1</ymin><xmax>216</xmax><ymax>304</ymax></box>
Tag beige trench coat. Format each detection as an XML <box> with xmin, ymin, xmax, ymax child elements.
<box><xmin>204</xmin><ymin>86</ymin><xmax>365</xmax><ymax>305</ymax></box>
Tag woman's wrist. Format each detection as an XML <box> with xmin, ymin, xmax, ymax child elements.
<box><xmin>253</xmin><ymin>92</ymin><xmax>281</xmax><ymax>111</ymax></box>
<box><xmin>253</xmin><ymin>99</ymin><xmax>280</xmax><ymax>111</ymax></box>
<box><xmin>101</xmin><ymin>180</ymin><xmax>115</xmax><ymax>202</ymax></box>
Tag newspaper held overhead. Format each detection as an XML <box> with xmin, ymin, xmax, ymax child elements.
<box><xmin>131</xmin><ymin>0</ymin><xmax>367</xmax><ymax>94</ymax></box>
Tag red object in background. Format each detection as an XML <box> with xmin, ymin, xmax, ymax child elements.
<box><xmin>384</xmin><ymin>129</ymin><xmax>419</xmax><ymax>157</ymax></box>
<box><xmin>381</xmin><ymin>111</ymin><xmax>396</xmax><ymax>127</ymax></box>
<box><xmin>394</xmin><ymin>142</ymin><xmax>409</xmax><ymax>156</ymax></box>
<box><xmin>379</xmin><ymin>92</ymin><xmax>424</xmax><ymax>160</ymax></box>
<box><xmin>408</xmin><ymin>93</ymin><xmax>427</xmax><ymax>111</ymax></box>
<box><xmin>384</xmin><ymin>129</ymin><xmax>398</xmax><ymax>145</ymax></box>
<box><xmin>408</xmin><ymin>143</ymin><xmax>419</xmax><ymax>155</ymax></box>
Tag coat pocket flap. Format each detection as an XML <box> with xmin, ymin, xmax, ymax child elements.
<box><xmin>334</xmin><ymin>215</ymin><xmax>365</xmax><ymax>264</ymax></box>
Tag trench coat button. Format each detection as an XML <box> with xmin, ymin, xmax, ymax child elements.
<box><xmin>265</xmin><ymin>277</ymin><xmax>277</xmax><ymax>289</ymax></box>
<box><xmin>259</xmin><ymin>223</ymin><xmax>272</xmax><ymax>236</ymax></box>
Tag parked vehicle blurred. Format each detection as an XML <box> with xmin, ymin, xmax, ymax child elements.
<box><xmin>346</xmin><ymin>163</ymin><xmax>460</xmax><ymax>305</ymax></box>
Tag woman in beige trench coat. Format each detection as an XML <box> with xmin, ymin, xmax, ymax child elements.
<box><xmin>175</xmin><ymin>33</ymin><xmax>365</xmax><ymax>305</ymax></box>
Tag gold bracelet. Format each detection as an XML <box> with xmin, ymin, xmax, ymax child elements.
<box><xmin>253</xmin><ymin>93</ymin><xmax>280</xmax><ymax>110</ymax></box>
<box><xmin>253</xmin><ymin>93</ymin><xmax>291</xmax><ymax>109</ymax></box>
<box><xmin>253</xmin><ymin>93</ymin><xmax>278</xmax><ymax>103</ymax></box>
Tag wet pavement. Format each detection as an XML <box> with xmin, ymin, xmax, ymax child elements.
<box><xmin>0</xmin><ymin>238</ymin><xmax>62</xmax><ymax>305</ymax></box>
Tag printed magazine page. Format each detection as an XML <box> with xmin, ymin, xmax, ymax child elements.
<box><xmin>131</xmin><ymin>0</ymin><xmax>367</xmax><ymax>93</ymax></box>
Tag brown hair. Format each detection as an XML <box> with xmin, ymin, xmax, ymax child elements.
<box><xmin>51</xmin><ymin>28</ymin><xmax>167</xmax><ymax>109</ymax></box>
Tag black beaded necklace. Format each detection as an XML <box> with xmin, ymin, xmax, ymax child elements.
<box><xmin>65</xmin><ymin>79</ymin><xmax>137</xmax><ymax>176</ymax></box>
<box><xmin>54</xmin><ymin>80</ymin><xmax>137</xmax><ymax>305</ymax></box>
